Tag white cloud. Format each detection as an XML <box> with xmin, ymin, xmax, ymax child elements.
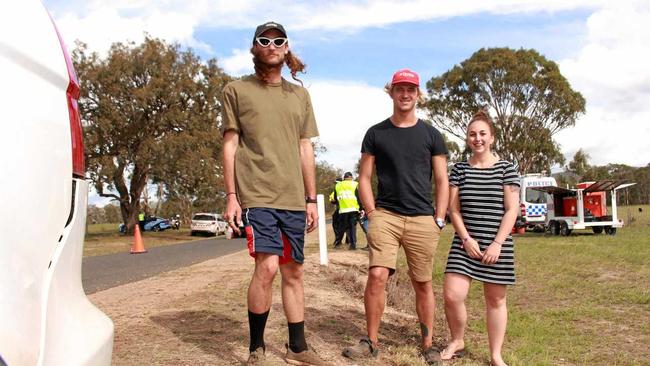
<box><xmin>558</xmin><ymin>0</ymin><xmax>650</xmax><ymax>167</ymax></box>
<box><xmin>221</xmin><ymin>48</ymin><xmax>253</xmax><ymax>76</ymax></box>
<box><xmin>49</xmin><ymin>0</ymin><xmax>604</xmax><ymax>55</ymax></box>
<box><xmin>54</xmin><ymin>2</ymin><xmax>211</xmax><ymax>55</ymax></box>
<box><xmin>290</xmin><ymin>0</ymin><xmax>604</xmax><ymax>31</ymax></box>
<box><xmin>308</xmin><ymin>80</ymin><xmax>393</xmax><ymax>172</ymax></box>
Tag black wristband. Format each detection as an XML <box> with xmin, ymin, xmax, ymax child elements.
<box><xmin>305</xmin><ymin>196</ymin><xmax>317</xmax><ymax>203</ymax></box>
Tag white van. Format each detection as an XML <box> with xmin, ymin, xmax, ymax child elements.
<box><xmin>0</xmin><ymin>1</ymin><xmax>113</xmax><ymax>364</ymax></box>
<box><xmin>518</xmin><ymin>174</ymin><xmax>558</xmax><ymax>230</ymax></box>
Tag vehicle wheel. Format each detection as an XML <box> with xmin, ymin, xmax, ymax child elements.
<box><xmin>548</xmin><ymin>221</ymin><xmax>560</xmax><ymax>236</ymax></box>
<box><xmin>605</xmin><ymin>227</ymin><xmax>617</xmax><ymax>236</ymax></box>
<box><xmin>560</xmin><ymin>222</ymin><xmax>571</xmax><ymax>236</ymax></box>
<box><xmin>592</xmin><ymin>226</ymin><xmax>603</xmax><ymax>234</ymax></box>
<box><xmin>152</xmin><ymin>225</ymin><xmax>160</xmax><ymax>232</ymax></box>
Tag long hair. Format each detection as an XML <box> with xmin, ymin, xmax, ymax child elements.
<box><xmin>251</xmin><ymin>47</ymin><xmax>306</xmax><ymax>86</ymax></box>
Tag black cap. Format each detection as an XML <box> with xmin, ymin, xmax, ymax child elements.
<box><xmin>344</xmin><ymin>172</ymin><xmax>353</xmax><ymax>178</ymax></box>
<box><xmin>253</xmin><ymin>21</ymin><xmax>287</xmax><ymax>41</ymax></box>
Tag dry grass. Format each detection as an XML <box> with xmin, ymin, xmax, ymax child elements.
<box><xmin>87</xmin><ymin>206</ymin><xmax>650</xmax><ymax>365</ymax></box>
<box><xmin>84</xmin><ymin>224</ymin><xmax>208</xmax><ymax>257</ymax></box>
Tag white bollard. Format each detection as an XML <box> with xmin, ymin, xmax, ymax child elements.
<box><xmin>317</xmin><ymin>194</ymin><xmax>328</xmax><ymax>266</ymax></box>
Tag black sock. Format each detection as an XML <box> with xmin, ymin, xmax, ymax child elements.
<box><xmin>248</xmin><ymin>310</ymin><xmax>269</xmax><ymax>353</ymax></box>
<box><xmin>288</xmin><ymin>321</ymin><xmax>308</xmax><ymax>353</ymax></box>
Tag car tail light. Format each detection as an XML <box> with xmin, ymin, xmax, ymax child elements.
<box><xmin>48</xmin><ymin>13</ymin><xmax>85</xmax><ymax>178</ymax></box>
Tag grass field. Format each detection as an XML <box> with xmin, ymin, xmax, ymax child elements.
<box><xmin>378</xmin><ymin>205</ymin><xmax>649</xmax><ymax>365</ymax></box>
<box><xmin>306</xmin><ymin>205</ymin><xmax>650</xmax><ymax>365</ymax></box>
<box><xmin>84</xmin><ymin>223</ymin><xmax>207</xmax><ymax>257</ymax></box>
<box><xmin>89</xmin><ymin>206</ymin><xmax>649</xmax><ymax>365</ymax></box>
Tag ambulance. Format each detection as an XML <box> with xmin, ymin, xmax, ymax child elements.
<box><xmin>518</xmin><ymin>173</ymin><xmax>558</xmax><ymax>230</ymax></box>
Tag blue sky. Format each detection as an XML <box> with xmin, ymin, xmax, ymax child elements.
<box><xmin>201</xmin><ymin>9</ymin><xmax>590</xmax><ymax>86</ymax></box>
<box><xmin>44</xmin><ymin>1</ymin><xmax>650</xmax><ymax>207</ymax></box>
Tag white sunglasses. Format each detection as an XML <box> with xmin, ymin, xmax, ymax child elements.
<box><xmin>255</xmin><ymin>37</ymin><xmax>288</xmax><ymax>48</ymax></box>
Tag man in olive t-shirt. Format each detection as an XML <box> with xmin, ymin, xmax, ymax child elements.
<box><xmin>221</xmin><ymin>21</ymin><xmax>329</xmax><ymax>366</ymax></box>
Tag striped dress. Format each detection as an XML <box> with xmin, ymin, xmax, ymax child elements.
<box><xmin>444</xmin><ymin>160</ymin><xmax>520</xmax><ymax>285</ymax></box>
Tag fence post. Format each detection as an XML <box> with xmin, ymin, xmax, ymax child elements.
<box><xmin>317</xmin><ymin>194</ymin><xmax>328</xmax><ymax>266</ymax></box>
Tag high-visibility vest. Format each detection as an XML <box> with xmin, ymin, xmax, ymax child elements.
<box><xmin>335</xmin><ymin>180</ymin><xmax>360</xmax><ymax>213</ymax></box>
<box><xmin>138</xmin><ymin>213</ymin><xmax>145</xmax><ymax>221</ymax></box>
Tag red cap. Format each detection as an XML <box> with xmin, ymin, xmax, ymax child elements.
<box><xmin>391</xmin><ymin>69</ymin><xmax>419</xmax><ymax>86</ymax></box>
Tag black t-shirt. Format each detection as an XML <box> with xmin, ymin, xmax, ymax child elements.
<box><xmin>361</xmin><ymin>118</ymin><xmax>448</xmax><ymax>216</ymax></box>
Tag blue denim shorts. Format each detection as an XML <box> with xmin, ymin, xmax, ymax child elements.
<box><xmin>243</xmin><ymin>208</ymin><xmax>306</xmax><ymax>264</ymax></box>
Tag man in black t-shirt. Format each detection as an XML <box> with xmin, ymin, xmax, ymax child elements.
<box><xmin>342</xmin><ymin>69</ymin><xmax>449</xmax><ymax>362</ymax></box>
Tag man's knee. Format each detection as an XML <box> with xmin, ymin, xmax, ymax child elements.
<box><xmin>254</xmin><ymin>255</ymin><xmax>279</xmax><ymax>284</ymax></box>
<box><xmin>281</xmin><ymin>262</ymin><xmax>304</xmax><ymax>286</ymax></box>
<box><xmin>366</xmin><ymin>267</ymin><xmax>390</xmax><ymax>294</ymax></box>
<box><xmin>411</xmin><ymin>279</ymin><xmax>433</xmax><ymax>297</ymax></box>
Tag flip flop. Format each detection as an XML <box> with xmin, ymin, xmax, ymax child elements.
<box><xmin>422</xmin><ymin>347</ymin><xmax>466</xmax><ymax>364</ymax></box>
<box><xmin>443</xmin><ymin>348</ymin><xmax>465</xmax><ymax>359</ymax></box>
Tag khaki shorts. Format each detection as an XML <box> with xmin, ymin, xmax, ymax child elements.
<box><xmin>366</xmin><ymin>208</ymin><xmax>441</xmax><ymax>282</ymax></box>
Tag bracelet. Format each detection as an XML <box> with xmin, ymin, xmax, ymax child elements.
<box><xmin>305</xmin><ymin>196</ymin><xmax>317</xmax><ymax>203</ymax></box>
<box><xmin>492</xmin><ymin>239</ymin><xmax>503</xmax><ymax>245</ymax></box>
<box><xmin>461</xmin><ymin>236</ymin><xmax>470</xmax><ymax>244</ymax></box>
<box><xmin>226</xmin><ymin>192</ymin><xmax>236</xmax><ymax>196</ymax></box>
<box><xmin>366</xmin><ymin>209</ymin><xmax>375</xmax><ymax>215</ymax></box>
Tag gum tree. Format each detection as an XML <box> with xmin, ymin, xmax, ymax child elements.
<box><xmin>423</xmin><ymin>47</ymin><xmax>585</xmax><ymax>173</ymax></box>
<box><xmin>73</xmin><ymin>37</ymin><xmax>231</xmax><ymax>233</ymax></box>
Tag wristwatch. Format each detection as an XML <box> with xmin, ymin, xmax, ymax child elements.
<box><xmin>305</xmin><ymin>196</ymin><xmax>317</xmax><ymax>204</ymax></box>
<box><xmin>435</xmin><ymin>218</ymin><xmax>446</xmax><ymax>229</ymax></box>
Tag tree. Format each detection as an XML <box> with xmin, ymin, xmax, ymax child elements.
<box><xmin>560</xmin><ymin>148</ymin><xmax>591</xmax><ymax>186</ymax></box>
<box><xmin>423</xmin><ymin>47</ymin><xmax>584</xmax><ymax>173</ymax></box>
<box><xmin>73</xmin><ymin>36</ymin><xmax>231</xmax><ymax>234</ymax></box>
<box><xmin>316</xmin><ymin>161</ymin><xmax>343</xmax><ymax>213</ymax></box>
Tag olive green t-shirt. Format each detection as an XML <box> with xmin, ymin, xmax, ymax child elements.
<box><xmin>221</xmin><ymin>75</ymin><xmax>319</xmax><ymax>211</ymax></box>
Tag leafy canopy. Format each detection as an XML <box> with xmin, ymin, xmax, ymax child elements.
<box><xmin>73</xmin><ymin>36</ymin><xmax>231</xmax><ymax>232</ymax></box>
<box><xmin>423</xmin><ymin>47</ymin><xmax>585</xmax><ymax>173</ymax></box>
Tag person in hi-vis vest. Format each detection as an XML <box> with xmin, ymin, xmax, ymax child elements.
<box><xmin>332</xmin><ymin>172</ymin><xmax>363</xmax><ymax>249</ymax></box>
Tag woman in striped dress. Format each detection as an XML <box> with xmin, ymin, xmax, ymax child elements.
<box><xmin>437</xmin><ymin>110</ymin><xmax>520</xmax><ymax>366</ymax></box>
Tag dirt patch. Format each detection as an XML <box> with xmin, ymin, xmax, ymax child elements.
<box><xmin>90</xmin><ymin>249</ymin><xmax>448</xmax><ymax>365</ymax></box>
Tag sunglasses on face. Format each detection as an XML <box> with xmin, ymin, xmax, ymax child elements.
<box><xmin>255</xmin><ymin>37</ymin><xmax>288</xmax><ymax>48</ymax></box>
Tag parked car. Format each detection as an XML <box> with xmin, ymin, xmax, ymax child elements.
<box><xmin>0</xmin><ymin>1</ymin><xmax>113</xmax><ymax>364</ymax></box>
<box><xmin>118</xmin><ymin>216</ymin><xmax>172</xmax><ymax>233</ymax></box>
<box><xmin>191</xmin><ymin>213</ymin><xmax>227</xmax><ymax>236</ymax></box>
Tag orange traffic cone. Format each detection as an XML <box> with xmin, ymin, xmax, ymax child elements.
<box><xmin>130</xmin><ymin>224</ymin><xmax>147</xmax><ymax>254</ymax></box>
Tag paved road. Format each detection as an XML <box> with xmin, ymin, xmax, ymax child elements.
<box><xmin>82</xmin><ymin>237</ymin><xmax>247</xmax><ymax>294</ymax></box>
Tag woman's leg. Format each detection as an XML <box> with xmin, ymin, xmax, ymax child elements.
<box><xmin>442</xmin><ymin>273</ymin><xmax>471</xmax><ymax>358</ymax></box>
<box><xmin>484</xmin><ymin>283</ymin><xmax>508</xmax><ymax>366</ymax></box>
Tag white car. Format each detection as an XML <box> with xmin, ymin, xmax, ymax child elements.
<box><xmin>191</xmin><ymin>213</ymin><xmax>228</xmax><ymax>236</ymax></box>
<box><xmin>0</xmin><ymin>1</ymin><xmax>113</xmax><ymax>365</ymax></box>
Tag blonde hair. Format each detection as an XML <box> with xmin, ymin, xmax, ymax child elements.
<box><xmin>384</xmin><ymin>83</ymin><xmax>425</xmax><ymax>104</ymax></box>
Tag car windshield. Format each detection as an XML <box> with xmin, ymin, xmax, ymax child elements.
<box><xmin>525</xmin><ymin>188</ymin><xmax>547</xmax><ymax>204</ymax></box>
<box><xmin>193</xmin><ymin>214</ymin><xmax>216</xmax><ymax>221</ymax></box>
